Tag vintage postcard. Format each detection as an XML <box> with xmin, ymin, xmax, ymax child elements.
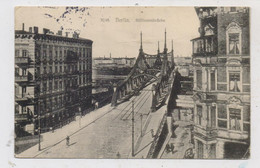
<box><xmin>14</xmin><ymin>6</ymin><xmax>250</xmax><ymax>159</ymax></box>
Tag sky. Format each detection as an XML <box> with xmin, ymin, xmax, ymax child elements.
<box><xmin>15</xmin><ymin>7</ymin><xmax>200</xmax><ymax>58</ymax></box>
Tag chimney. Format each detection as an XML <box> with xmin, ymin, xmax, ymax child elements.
<box><xmin>43</xmin><ymin>28</ymin><xmax>50</xmax><ymax>35</ymax></box>
<box><xmin>73</xmin><ymin>32</ymin><xmax>79</xmax><ymax>39</ymax></box>
<box><xmin>22</xmin><ymin>23</ymin><xmax>25</xmax><ymax>31</ymax></box>
<box><xmin>65</xmin><ymin>32</ymin><xmax>69</xmax><ymax>37</ymax></box>
<box><xmin>29</xmin><ymin>27</ymin><xmax>32</xmax><ymax>33</ymax></box>
<box><xmin>33</xmin><ymin>26</ymin><xmax>38</xmax><ymax>34</ymax></box>
<box><xmin>57</xmin><ymin>30</ymin><xmax>62</xmax><ymax>36</ymax></box>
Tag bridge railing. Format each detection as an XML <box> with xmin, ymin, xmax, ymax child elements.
<box><xmin>111</xmin><ymin>51</ymin><xmax>160</xmax><ymax>106</ymax></box>
<box><xmin>146</xmin><ymin>111</ymin><xmax>167</xmax><ymax>158</ymax></box>
<box><xmin>151</xmin><ymin>62</ymin><xmax>175</xmax><ymax>112</ymax></box>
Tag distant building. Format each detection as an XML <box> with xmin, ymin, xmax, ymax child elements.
<box><xmin>91</xmin><ymin>56</ymin><xmax>136</xmax><ymax>108</ymax></box>
<box><xmin>174</xmin><ymin>56</ymin><xmax>192</xmax><ymax>77</ymax></box>
<box><xmin>92</xmin><ymin>56</ymin><xmax>136</xmax><ymax>87</ymax></box>
<box><xmin>15</xmin><ymin>24</ymin><xmax>92</xmax><ymax>136</ymax></box>
<box><xmin>191</xmin><ymin>7</ymin><xmax>250</xmax><ymax>159</ymax></box>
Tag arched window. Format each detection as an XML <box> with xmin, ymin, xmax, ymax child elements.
<box><xmin>226</xmin><ymin>22</ymin><xmax>242</xmax><ymax>55</ymax></box>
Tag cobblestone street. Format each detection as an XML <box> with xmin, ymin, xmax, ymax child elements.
<box><xmin>19</xmin><ymin>83</ymin><xmax>153</xmax><ymax>158</ymax></box>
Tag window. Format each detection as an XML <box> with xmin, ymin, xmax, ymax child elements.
<box><xmin>43</xmin><ymin>50</ymin><xmax>47</xmax><ymax>59</ymax></box>
<box><xmin>43</xmin><ymin>67</ymin><xmax>47</xmax><ymax>74</ymax></box>
<box><xmin>217</xmin><ymin>104</ymin><xmax>227</xmax><ymax>128</ymax></box>
<box><xmin>226</xmin><ymin>22</ymin><xmax>242</xmax><ymax>55</ymax></box>
<box><xmin>49</xmin><ymin>81</ymin><xmax>52</xmax><ymax>90</ymax></box>
<box><xmin>54</xmin><ymin>97</ymin><xmax>58</xmax><ymax>109</ymax></box>
<box><xmin>197</xmin><ymin>105</ymin><xmax>203</xmax><ymax>125</ymax></box>
<box><xmin>60</xmin><ymin>50</ymin><xmax>62</xmax><ymax>60</ymax></box>
<box><xmin>15</xmin><ymin>85</ymin><xmax>19</xmax><ymax>95</ymax></box>
<box><xmin>22</xmin><ymin>106</ymin><xmax>27</xmax><ymax>114</ymax></box>
<box><xmin>15</xmin><ymin>50</ymin><xmax>20</xmax><ymax>57</ymax></box>
<box><xmin>49</xmin><ymin>50</ymin><xmax>53</xmax><ymax>59</ymax></box>
<box><xmin>21</xmin><ymin>86</ymin><xmax>26</xmax><ymax>96</ymax></box>
<box><xmin>243</xmin><ymin>106</ymin><xmax>250</xmax><ymax>132</ymax></box>
<box><xmin>59</xmin><ymin>81</ymin><xmax>62</xmax><ymax>90</ymax></box>
<box><xmin>197</xmin><ymin>140</ymin><xmax>204</xmax><ymax>159</ymax></box>
<box><xmin>83</xmin><ymin>49</ymin><xmax>86</xmax><ymax>57</ymax></box>
<box><xmin>60</xmin><ymin>66</ymin><xmax>62</xmax><ymax>73</ymax></box>
<box><xmin>49</xmin><ymin>66</ymin><xmax>52</xmax><ymax>73</ymax></box>
<box><xmin>22</xmin><ymin>69</ymin><xmax>26</xmax><ymax>76</ymax></box>
<box><xmin>196</xmin><ymin>70</ymin><xmax>202</xmax><ymax>90</ymax></box>
<box><xmin>55</xmin><ymin>65</ymin><xmax>58</xmax><ymax>73</ymax></box>
<box><xmin>205</xmin><ymin>38</ymin><xmax>213</xmax><ymax>52</ymax></box>
<box><xmin>210</xmin><ymin>71</ymin><xmax>216</xmax><ymax>90</ymax></box>
<box><xmin>55</xmin><ymin>51</ymin><xmax>58</xmax><ymax>59</ymax></box>
<box><xmin>230</xmin><ymin>7</ymin><xmax>236</xmax><ymax>12</ymax></box>
<box><xmin>229</xmin><ymin>72</ymin><xmax>241</xmax><ymax>92</ymax></box>
<box><xmin>229</xmin><ymin>108</ymin><xmax>241</xmax><ymax>131</ymax></box>
<box><xmin>229</xmin><ymin>33</ymin><xmax>240</xmax><ymax>54</ymax></box>
<box><xmin>211</xmin><ymin>106</ymin><xmax>216</xmax><ymax>128</ymax></box>
<box><xmin>54</xmin><ymin>81</ymin><xmax>58</xmax><ymax>90</ymax></box>
<box><xmin>22</xmin><ymin>50</ymin><xmax>27</xmax><ymax>57</ymax></box>
<box><xmin>15</xmin><ymin>68</ymin><xmax>19</xmax><ymax>76</ymax></box>
<box><xmin>36</xmin><ymin>67</ymin><xmax>40</xmax><ymax>76</ymax></box>
<box><xmin>15</xmin><ymin>104</ymin><xmax>19</xmax><ymax>114</ymax></box>
<box><xmin>43</xmin><ymin>82</ymin><xmax>47</xmax><ymax>92</ymax></box>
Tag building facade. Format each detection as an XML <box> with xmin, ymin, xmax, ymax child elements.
<box><xmin>191</xmin><ymin>7</ymin><xmax>250</xmax><ymax>159</ymax></box>
<box><xmin>15</xmin><ymin>25</ymin><xmax>92</xmax><ymax>136</ymax></box>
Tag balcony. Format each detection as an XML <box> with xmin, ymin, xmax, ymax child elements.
<box><xmin>15</xmin><ymin>94</ymin><xmax>33</xmax><ymax>102</ymax></box>
<box><xmin>15</xmin><ymin>57</ymin><xmax>29</xmax><ymax>65</ymax></box>
<box><xmin>15</xmin><ymin>95</ymin><xmax>28</xmax><ymax>102</ymax></box>
<box><xmin>15</xmin><ymin>75</ymin><xmax>28</xmax><ymax>82</ymax></box>
<box><xmin>15</xmin><ymin>113</ymin><xmax>28</xmax><ymax>122</ymax></box>
<box><xmin>193</xmin><ymin>125</ymin><xmax>218</xmax><ymax>140</ymax></box>
<box><xmin>191</xmin><ymin>35</ymin><xmax>217</xmax><ymax>57</ymax></box>
<box><xmin>194</xmin><ymin>125</ymin><xmax>249</xmax><ymax>141</ymax></box>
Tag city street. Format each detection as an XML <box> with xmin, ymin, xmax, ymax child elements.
<box><xmin>34</xmin><ymin>84</ymin><xmax>153</xmax><ymax>158</ymax></box>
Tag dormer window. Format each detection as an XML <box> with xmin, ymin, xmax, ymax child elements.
<box><xmin>230</xmin><ymin>7</ymin><xmax>236</xmax><ymax>12</ymax></box>
<box><xmin>204</xmin><ymin>24</ymin><xmax>214</xmax><ymax>36</ymax></box>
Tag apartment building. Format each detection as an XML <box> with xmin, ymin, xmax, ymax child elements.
<box><xmin>191</xmin><ymin>7</ymin><xmax>250</xmax><ymax>159</ymax></box>
<box><xmin>15</xmin><ymin>25</ymin><xmax>93</xmax><ymax>136</ymax></box>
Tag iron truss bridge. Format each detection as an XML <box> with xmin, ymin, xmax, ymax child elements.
<box><xmin>111</xmin><ymin>30</ymin><xmax>175</xmax><ymax>112</ymax></box>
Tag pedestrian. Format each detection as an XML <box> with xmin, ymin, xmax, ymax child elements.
<box><xmin>166</xmin><ymin>144</ymin><xmax>171</xmax><ymax>153</ymax></box>
<box><xmin>66</xmin><ymin>136</ymin><xmax>70</xmax><ymax>146</ymax></box>
<box><xmin>170</xmin><ymin>143</ymin><xmax>175</xmax><ymax>154</ymax></box>
<box><xmin>116</xmin><ymin>152</ymin><xmax>121</xmax><ymax>159</ymax></box>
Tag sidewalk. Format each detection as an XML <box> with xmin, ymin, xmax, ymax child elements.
<box><xmin>16</xmin><ymin>104</ymin><xmax>114</xmax><ymax>158</ymax></box>
<box><xmin>161</xmin><ymin>120</ymin><xmax>194</xmax><ymax>159</ymax></box>
<box><xmin>129</xmin><ymin>105</ymin><xmax>167</xmax><ymax>158</ymax></box>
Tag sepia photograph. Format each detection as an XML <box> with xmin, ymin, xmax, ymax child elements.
<box><xmin>14</xmin><ymin>6</ymin><xmax>250</xmax><ymax>159</ymax></box>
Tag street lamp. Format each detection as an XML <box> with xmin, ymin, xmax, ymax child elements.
<box><xmin>78</xmin><ymin>106</ymin><xmax>82</xmax><ymax>128</ymax></box>
<box><xmin>131</xmin><ymin>100</ymin><xmax>135</xmax><ymax>157</ymax></box>
<box><xmin>38</xmin><ymin>99</ymin><xmax>42</xmax><ymax>151</ymax></box>
<box><xmin>140</xmin><ymin>114</ymin><xmax>143</xmax><ymax>137</ymax></box>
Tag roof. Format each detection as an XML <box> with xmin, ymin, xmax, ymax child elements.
<box><xmin>15</xmin><ymin>30</ymin><xmax>93</xmax><ymax>44</ymax></box>
<box><xmin>190</xmin><ymin>35</ymin><xmax>215</xmax><ymax>41</ymax></box>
